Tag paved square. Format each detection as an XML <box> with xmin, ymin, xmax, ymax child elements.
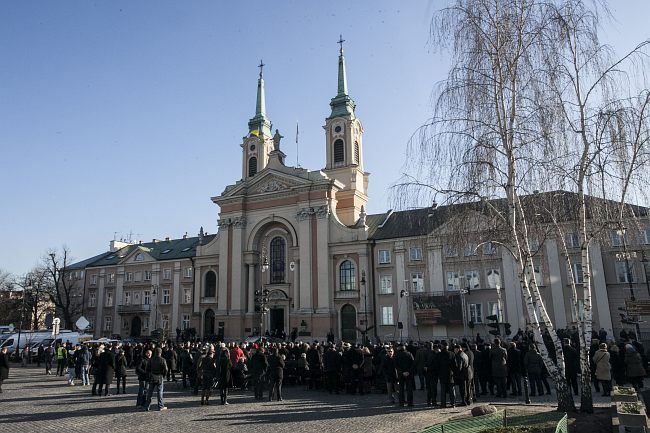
<box><xmin>0</xmin><ymin>365</ymin><xmax>613</xmax><ymax>433</ymax></box>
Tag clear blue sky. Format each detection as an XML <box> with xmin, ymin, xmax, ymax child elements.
<box><xmin>1</xmin><ymin>1</ymin><xmax>647</xmax><ymax>276</ymax></box>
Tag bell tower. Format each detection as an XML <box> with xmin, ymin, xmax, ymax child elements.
<box><xmin>322</xmin><ymin>36</ymin><xmax>369</xmax><ymax>226</ymax></box>
<box><xmin>242</xmin><ymin>60</ymin><xmax>274</xmax><ymax>180</ymax></box>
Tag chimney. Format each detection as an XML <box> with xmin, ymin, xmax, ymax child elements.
<box><xmin>183</xmin><ymin>232</ymin><xmax>188</xmax><ymax>239</ymax></box>
<box><xmin>165</xmin><ymin>237</ymin><xmax>170</xmax><ymax>241</ymax></box>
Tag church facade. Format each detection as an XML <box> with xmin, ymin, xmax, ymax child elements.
<box><xmin>74</xmin><ymin>45</ymin><xmax>650</xmax><ymax>343</ymax></box>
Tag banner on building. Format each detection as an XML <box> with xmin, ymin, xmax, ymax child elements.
<box><xmin>412</xmin><ymin>294</ymin><xmax>462</xmax><ymax>326</ymax></box>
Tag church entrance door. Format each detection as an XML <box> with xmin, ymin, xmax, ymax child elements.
<box><xmin>341</xmin><ymin>304</ymin><xmax>357</xmax><ymax>343</ymax></box>
<box><xmin>269</xmin><ymin>308</ymin><xmax>284</xmax><ymax>338</ymax></box>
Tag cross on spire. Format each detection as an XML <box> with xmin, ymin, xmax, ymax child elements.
<box><xmin>258</xmin><ymin>59</ymin><xmax>265</xmax><ymax>79</ymax></box>
<box><xmin>338</xmin><ymin>34</ymin><xmax>345</xmax><ymax>55</ymax></box>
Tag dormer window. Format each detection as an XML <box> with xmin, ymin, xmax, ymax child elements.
<box><xmin>135</xmin><ymin>253</ymin><xmax>144</xmax><ymax>262</ymax></box>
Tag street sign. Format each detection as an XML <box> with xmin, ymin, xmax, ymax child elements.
<box><xmin>8</xmin><ymin>323</ymin><xmax>14</xmax><ymax>333</ymax></box>
<box><xmin>625</xmin><ymin>300</ymin><xmax>650</xmax><ymax>316</ymax></box>
<box><xmin>75</xmin><ymin>316</ymin><xmax>89</xmax><ymax>331</ymax></box>
<box><xmin>52</xmin><ymin>317</ymin><xmax>61</xmax><ymax>336</ymax></box>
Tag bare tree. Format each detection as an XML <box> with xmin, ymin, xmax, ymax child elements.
<box><xmin>42</xmin><ymin>247</ymin><xmax>83</xmax><ymax>329</ymax></box>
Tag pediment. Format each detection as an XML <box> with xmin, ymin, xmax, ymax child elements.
<box><xmin>219</xmin><ymin>168</ymin><xmax>328</xmax><ymax>199</ymax></box>
<box><xmin>124</xmin><ymin>246</ymin><xmax>155</xmax><ymax>264</ymax></box>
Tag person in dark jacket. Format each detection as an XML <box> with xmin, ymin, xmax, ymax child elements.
<box><xmin>0</xmin><ymin>347</ymin><xmax>9</xmax><ymax>393</ymax></box>
<box><xmin>438</xmin><ymin>343</ymin><xmax>457</xmax><ymax>408</ymax></box>
<box><xmin>324</xmin><ymin>345</ymin><xmax>342</xmax><ymax>394</ymax></box>
<box><xmin>115</xmin><ymin>350</ymin><xmax>128</xmax><ymax>394</ymax></box>
<box><xmin>163</xmin><ymin>346</ymin><xmax>178</xmax><ymax>382</ymax></box>
<box><xmin>507</xmin><ymin>342</ymin><xmax>522</xmax><ymax>396</ymax></box>
<box><xmin>146</xmin><ymin>347</ymin><xmax>168</xmax><ymax>411</ymax></box>
<box><xmin>609</xmin><ymin>344</ymin><xmax>625</xmax><ymax>386</ymax></box>
<box><xmin>98</xmin><ymin>347</ymin><xmax>115</xmax><ymax>396</ymax></box>
<box><xmin>250</xmin><ymin>347</ymin><xmax>269</xmax><ymax>400</ymax></box>
<box><xmin>523</xmin><ymin>344</ymin><xmax>544</xmax><ymax>397</ymax></box>
<box><xmin>306</xmin><ymin>343</ymin><xmax>322</xmax><ymax>390</ymax></box>
<box><xmin>489</xmin><ymin>339</ymin><xmax>508</xmax><ymax>398</ymax></box>
<box><xmin>268</xmin><ymin>348</ymin><xmax>285</xmax><ymax>401</ymax></box>
<box><xmin>478</xmin><ymin>342</ymin><xmax>493</xmax><ymax>395</ymax></box>
<box><xmin>179</xmin><ymin>346</ymin><xmax>193</xmax><ymax>389</ymax></box>
<box><xmin>425</xmin><ymin>343</ymin><xmax>440</xmax><ymax>406</ymax></box>
<box><xmin>562</xmin><ymin>339</ymin><xmax>579</xmax><ymax>395</ymax></box>
<box><xmin>453</xmin><ymin>344</ymin><xmax>470</xmax><ymax>406</ymax></box>
<box><xmin>395</xmin><ymin>344</ymin><xmax>415</xmax><ymax>407</ymax></box>
<box><xmin>217</xmin><ymin>347</ymin><xmax>233</xmax><ymax>405</ymax></box>
<box><xmin>200</xmin><ymin>350</ymin><xmax>217</xmax><ymax>405</ymax></box>
<box><xmin>136</xmin><ymin>349</ymin><xmax>151</xmax><ymax>408</ymax></box>
<box><xmin>382</xmin><ymin>346</ymin><xmax>399</xmax><ymax>404</ymax></box>
<box><xmin>343</xmin><ymin>344</ymin><xmax>364</xmax><ymax>395</ymax></box>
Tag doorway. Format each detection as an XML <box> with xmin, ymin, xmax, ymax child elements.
<box><xmin>269</xmin><ymin>308</ymin><xmax>284</xmax><ymax>337</ymax></box>
<box><xmin>130</xmin><ymin>316</ymin><xmax>142</xmax><ymax>337</ymax></box>
<box><xmin>341</xmin><ymin>304</ymin><xmax>357</xmax><ymax>343</ymax></box>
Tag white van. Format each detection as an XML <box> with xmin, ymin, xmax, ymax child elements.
<box><xmin>0</xmin><ymin>331</ymin><xmax>51</xmax><ymax>355</ymax></box>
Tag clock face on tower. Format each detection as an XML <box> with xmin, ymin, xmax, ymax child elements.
<box><xmin>247</xmin><ymin>137</ymin><xmax>260</xmax><ymax>153</ymax></box>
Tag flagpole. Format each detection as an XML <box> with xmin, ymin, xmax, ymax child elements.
<box><xmin>295</xmin><ymin>121</ymin><xmax>300</xmax><ymax>167</ymax></box>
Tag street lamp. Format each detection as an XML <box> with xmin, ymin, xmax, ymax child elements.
<box><xmin>255</xmin><ymin>288</ymin><xmax>270</xmax><ymax>337</ymax></box>
<box><xmin>361</xmin><ymin>271</ymin><xmax>368</xmax><ymax>345</ymax></box>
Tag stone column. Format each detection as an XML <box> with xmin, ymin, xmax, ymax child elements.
<box><xmin>297</xmin><ymin>208</ymin><xmax>313</xmax><ymax>312</ymax></box>
<box><xmin>426</xmin><ymin>239</ymin><xmax>443</xmax><ymax>292</ymax></box>
<box><xmin>217</xmin><ymin>221</ymin><xmax>230</xmax><ymax>315</ymax></box>
<box><xmin>502</xmin><ymin>250</ymin><xmax>525</xmax><ymax>329</ymax></box>
<box><xmin>114</xmin><ymin>266</ymin><xmax>124</xmax><ymax>337</ymax></box>
<box><xmin>316</xmin><ymin>206</ymin><xmax>330</xmax><ymax>313</ymax></box>
<box><xmin>247</xmin><ymin>263</ymin><xmax>256</xmax><ymax>313</ymax></box>
<box><xmin>590</xmin><ymin>242</ymin><xmax>613</xmax><ymax>336</ymax></box>
<box><xmin>96</xmin><ymin>270</ymin><xmax>105</xmax><ymax>338</ymax></box>
<box><xmin>171</xmin><ymin>261</ymin><xmax>181</xmax><ymax>331</ymax></box>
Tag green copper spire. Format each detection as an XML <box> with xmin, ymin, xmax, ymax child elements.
<box><xmin>329</xmin><ymin>35</ymin><xmax>356</xmax><ymax>119</ymax></box>
<box><xmin>248</xmin><ymin>60</ymin><xmax>272</xmax><ymax>137</ymax></box>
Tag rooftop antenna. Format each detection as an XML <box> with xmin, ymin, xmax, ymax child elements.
<box><xmin>295</xmin><ymin>121</ymin><xmax>300</xmax><ymax>167</ymax></box>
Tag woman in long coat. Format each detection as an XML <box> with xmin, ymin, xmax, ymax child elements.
<box><xmin>624</xmin><ymin>344</ymin><xmax>646</xmax><ymax>391</ymax></box>
<box><xmin>98</xmin><ymin>347</ymin><xmax>115</xmax><ymax>396</ymax></box>
<box><xmin>115</xmin><ymin>350</ymin><xmax>128</xmax><ymax>394</ymax></box>
<box><xmin>268</xmin><ymin>348</ymin><xmax>286</xmax><ymax>401</ymax></box>
<box><xmin>593</xmin><ymin>343</ymin><xmax>611</xmax><ymax>396</ymax></box>
<box><xmin>216</xmin><ymin>348</ymin><xmax>232</xmax><ymax>405</ymax></box>
<box><xmin>609</xmin><ymin>344</ymin><xmax>626</xmax><ymax>386</ymax></box>
<box><xmin>200</xmin><ymin>350</ymin><xmax>217</xmax><ymax>405</ymax></box>
<box><xmin>91</xmin><ymin>347</ymin><xmax>103</xmax><ymax>396</ymax></box>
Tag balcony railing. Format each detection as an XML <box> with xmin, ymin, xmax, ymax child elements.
<box><xmin>117</xmin><ymin>304</ymin><xmax>152</xmax><ymax>314</ymax></box>
<box><xmin>335</xmin><ymin>290</ymin><xmax>359</xmax><ymax>300</ymax></box>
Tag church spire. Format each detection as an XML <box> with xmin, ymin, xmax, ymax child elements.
<box><xmin>248</xmin><ymin>59</ymin><xmax>271</xmax><ymax>137</ymax></box>
<box><xmin>329</xmin><ymin>35</ymin><xmax>356</xmax><ymax>119</ymax></box>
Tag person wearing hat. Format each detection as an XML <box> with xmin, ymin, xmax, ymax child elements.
<box><xmin>593</xmin><ymin>343</ymin><xmax>611</xmax><ymax>396</ymax></box>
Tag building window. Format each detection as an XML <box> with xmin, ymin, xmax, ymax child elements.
<box><xmin>571</xmin><ymin>299</ymin><xmax>585</xmax><ymax>322</ymax></box>
<box><xmin>464</xmin><ymin>243</ymin><xmax>477</xmax><ymax>257</ymax></box>
<box><xmin>125</xmin><ymin>272</ymin><xmax>133</xmax><ymax>282</ymax></box>
<box><xmin>248</xmin><ymin>156</ymin><xmax>257</xmax><ymax>177</ymax></box>
<box><xmin>378</xmin><ymin>249</ymin><xmax>391</xmax><ymax>264</ymax></box>
<box><xmin>270</xmin><ymin>237</ymin><xmax>286</xmax><ymax>284</ymax></box>
<box><xmin>88</xmin><ymin>292</ymin><xmax>96</xmax><ymax>307</ymax></box>
<box><xmin>570</xmin><ymin>263</ymin><xmax>584</xmax><ymax>284</ymax></box>
<box><xmin>143</xmin><ymin>317</ymin><xmax>149</xmax><ymax>331</ymax></box>
<box><xmin>144</xmin><ymin>270</ymin><xmax>152</xmax><ymax>281</ymax></box>
<box><xmin>464</xmin><ymin>270</ymin><xmax>480</xmax><ymax>291</ymax></box>
<box><xmin>444</xmin><ymin>245</ymin><xmax>458</xmax><ymax>257</ymax></box>
<box><xmin>183</xmin><ymin>288</ymin><xmax>191</xmax><ymax>304</ymax></box>
<box><xmin>643</xmin><ymin>228</ymin><xmax>650</xmax><ymax>245</ymax></box>
<box><xmin>133</xmin><ymin>292</ymin><xmax>141</xmax><ymax>305</ymax></box>
<box><xmin>144</xmin><ymin>291</ymin><xmax>151</xmax><ymax>305</ymax></box>
<box><xmin>488</xmin><ymin>302</ymin><xmax>503</xmax><ymax>322</ymax></box>
<box><xmin>87</xmin><ymin>317</ymin><xmax>95</xmax><ymax>331</ymax></box>
<box><xmin>611</xmin><ymin>230</ymin><xmax>625</xmax><ymax>247</ymax></box>
<box><xmin>566</xmin><ymin>232</ymin><xmax>580</xmax><ymax>249</ymax></box>
<box><xmin>161</xmin><ymin>314</ymin><xmax>169</xmax><ymax>330</ymax></box>
<box><xmin>106</xmin><ymin>291</ymin><xmax>113</xmax><ymax>307</ymax></box>
<box><xmin>333</xmin><ymin>139</ymin><xmax>344</xmax><ymax>164</ymax></box>
<box><xmin>379</xmin><ymin>275</ymin><xmax>393</xmax><ymax>294</ymax></box>
<box><xmin>409</xmin><ymin>247</ymin><xmax>423</xmax><ymax>261</ymax></box>
<box><xmin>163</xmin><ymin>268</ymin><xmax>171</xmax><ymax>280</ymax></box>
<box><xmin>184</xmin><ymin>267</ymin><xmax>193</xmax><ymax>278</ymax></box>
<box><xmin>91</xmin><ymin>274</ymin><xmax>98</xmax><ymax>285</ymax></box>
<box><xmin>339</xmin><ymin>260</ymin><xmax>356</xmax><ymax>291</ymax></box>
<box><xmin>104</xmin><ymin>316</ymin><xmax>112</xmax><ymax>331</ymax></box>
<box><xmin>447</xmin><ymin>271</ymin><xmax>460</xmax><ymax>291</ymax></box>
<box><xmin>123</xmin><ymin>292</ymin><xmax>131</xmax><ymax>305</ymax></box>
<box><xmin>204</xmin><ymin>271</ymin><xmax>217</xmax><ymax>298</ymax></box>
<box><xmin>182</xmin><ymin>314</ymin><xmax>190</xmax><ymax>330</ymax></box>
<box><xmin>486</xmin><ymin>268</ymin><xmax>501</xmax><ymax>289</ymax></box>
<box><xmin>483</xmin><ymin>242</ymin><xmax>498</xmax><ymax>256</ymax></box>
<box><xmin>162</xmin><ymin>289</ymin><xmax>170</xmax><ymax>305</ymax></box>
<box><xmin>615</xmin><ymin>261</ymin><xmax>636</xmax><ymax>283</ymax></box>
<box><xmin>469</xmin><ymin>303</ymin><xmax>483</xmax><ymax>324</ymax></box>
<box><xmin>354</xmin><ymin>141</ymin><xmax>359</xmax><ymax>164</ymax></box>
<box><xmin>411</xmin><ymin>272</ymin><xmax>424</xmax><ymax>292</ymax></box>
<box><xmin>135</xmin><ymin>253</ymin><xmax>144</xmax><ymax>261</ymax></box>
<box><xmin>381</xmin><ymin>306</ymin><xmax>394</xmax><ymax>325</ymax></box>
<box><xmin>123</xmin><ymin>319</ymin><xmax>130</xmax><ymax>330</ymax></box>
<box><xmin>528</xmin><ymin>238</ymin><xmax>540</xmax><ymax>253</ymax></box>
<box><xmin>107</xmin><ymin>273</ymin><xmax>115</xmax><ymax>284</ymax></box>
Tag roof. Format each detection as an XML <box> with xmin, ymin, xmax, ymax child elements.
<box><xmin>70</xmin><ymin>234</ymin><xmax>217</xmax><ymax>269</ymax></box>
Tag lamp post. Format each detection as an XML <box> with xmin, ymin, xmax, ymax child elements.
<box><xmin>459</xmin><ymin>275</ymin><xmax>469</xmax><ymax>338</ymax></box>
<box><xmin>361</xmin><ymin>271</ymin><xmax>368</xmax><ymax>345</ymax></box>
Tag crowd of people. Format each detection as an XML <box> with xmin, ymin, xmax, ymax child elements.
<box><xmin>2</xmin><ymin>327</ymin><xmax>648</xmax><ymax>411</ymax></box>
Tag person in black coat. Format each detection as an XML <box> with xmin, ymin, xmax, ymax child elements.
<box><xmin>382</xmin><ymin>346</ymin><xmax>399</xmax><ymax>404</ymax></box>
<box><xmin>478</xmin><ymin>342</ymin><xmax>493</xmax><ymax>395</ymax></box>
<box><xmin>395</xmin><ymin>344</ymin><xmax>415</xmax><ymax>407</ymax></box>
<box><xmin>323</xmin><ymin>345</ymin><xmax>342</xmax><ymax>394</ymax></box>
<box><xmin>135</xmin><ymin>349</ymin><xmax>151</xmax><ymax>408</ymax></box>
<box><xmin>250</xmin><ymin>347</ymin><xmax>269</xmax><ymax>400</ymax></box>
<box><xmin>200</xmin><ymin>350</ymin><xmax>217</xmax><ymax>405</ymax></box>
<box><xmin>216</xmin><ymin>348</ymin><xmax>232</xmax><ymax>405</ymax></box>
<box><xmin>562</xmin><ymin>339</ymin><xmax>580</xmax><ymax>395</ymax></box>
<box><xmin>507</xmin><ymin>342</ymin><xmax>522</xmax><ymax>396</ymax></box>
<box><xmin>98</xmin><ymin>347</ymin><xmax>115</xmax><ymax>396</ymax></box>
<box><xmin>115</xmin><ymin>350</ymin><xmax>128</xmax><ymax>394</ymax></box>
<box><xmin>438</xmin><ymin>343</ymin><xmax>457</xmax><ymax>408</ymax></box>
<box><xmin>0</xmin><ymin>347</ymin><xmax>9</xmax><ymax>393</ymax></box>
<box><xmin>425</xmin><ymin>343</ymin><xmax>440</xmax><ymax>406</ymax></box>
<box><xmin>268</xmin><ymin>348</ymin><xmax>285</xmax><ymax>401</ymax></box>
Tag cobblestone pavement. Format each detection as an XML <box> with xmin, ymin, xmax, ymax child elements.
<box><xmin>0</xmin><ymin>365</ymin><xmax>615</xmax><ymax>433</ymax></box>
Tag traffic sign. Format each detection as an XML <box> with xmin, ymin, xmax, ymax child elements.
<box><xmin>75</xmin><ymin>316</ymin><xmax>89</xmax><ymax>331</ymax></box>
<box><xmin>8</xmin><ymin>323</ymin><xmax>14</xmax><ymax>333</ymax></box>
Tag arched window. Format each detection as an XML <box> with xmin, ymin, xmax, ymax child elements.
<box><xmin>339</xmin><ymin>260</ymin><xmax>356</xmax><ymax>291</ymax></box>
<box><xmin>204</xmin><ymin>271</ymin><xmax>216</xmax><ymax>298</ymax></box>
<box><xmin>354</xmin><ymin>141</ymin><xmax>359</xmax><ymax>164</ymax></box>
<box><xmin>248</xmin><ymin>156</ymin><xmax>257</xmax><ymax>177</ymax></box>
<box><xmin>270</xmin><ymin>237</ymin><xmax>285</xmax><ymax>284</ymax></box>
<box><xmin>333</xmin><ymin>139</ymin><xmax>344</xmax><ymax>164</ymax></box>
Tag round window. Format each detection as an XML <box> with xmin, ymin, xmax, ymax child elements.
<box><xmin>250</xmin><ymin>144</ymin><xmax>256</xmax><ymax>151</ymax></box>
<box><xmin>334</xmin><ymin>125</ymin><xmax>342</xmax><ymax>133</ymax></box>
